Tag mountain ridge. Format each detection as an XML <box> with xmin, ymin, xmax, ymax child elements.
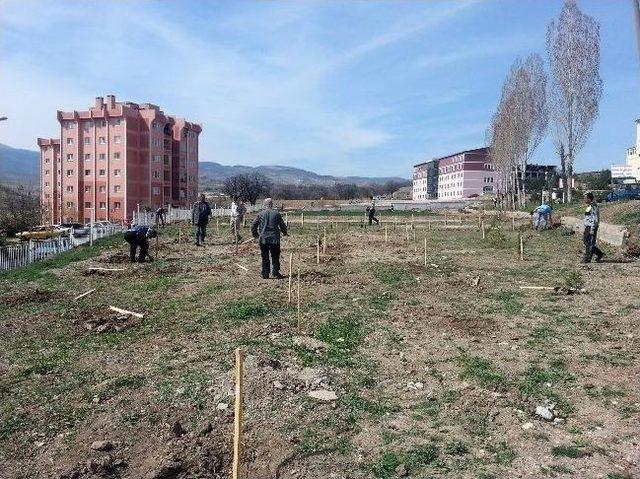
<box><xmin>0</xmin><ymin>143</ymin><xmax>408</xmax><ymax>187</ymax></box>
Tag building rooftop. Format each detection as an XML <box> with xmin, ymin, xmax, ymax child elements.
<box><xmin>414</xmin><ymin>147</ymin><xmax>489</xmax><ymax>168</ymax></box>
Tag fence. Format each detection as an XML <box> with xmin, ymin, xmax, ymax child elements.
<box><xmin>0</xmin><ymin>225</ymin><xmax>123</xmax><ymax>273</ymax></box>
<box><xmin>131</xmin><ymin>205</ymin><xmax>261</xmax><ymax>226</ymax></box>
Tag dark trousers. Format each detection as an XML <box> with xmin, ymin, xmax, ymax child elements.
<box><xmin>583</xmin><ymin>227</ymin><xmax>603</xmax><ymax>263</ymax></box>
<box><xmin>195</xmin><ymin>224</ymin><xmax>207</xmax><ymax>245</ymax></box>
<box><xmin>260</xmin><ymin>242</ymin><xmax>281</xmax><ymax>278</ymax></box>
<box><xmin>156</xmin><ymin>214</ymin><xmax>165</xmax><ymax>227</ymax></box>
<box><xmin>124</xmin><ymin>233</ymin><xmax>149</xmax><ymax>262</ymax></box>
<box><xmin>368</xmin><ymin>210</ymin><xmax>379</xmax><ymax>225</ymax></box>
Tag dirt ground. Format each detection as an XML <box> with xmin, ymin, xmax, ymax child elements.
<box><xmin>0</xmin><ymin>213</ymin><xmax>639</xmax><ymax>479</ymax></box>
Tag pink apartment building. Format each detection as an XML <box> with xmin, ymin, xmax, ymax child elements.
<box><xmin>436</xmin><ymin>147</ymin><xmax>494</xmax><ymax>199</ymax></box>
<box><xmin>37</xmin><ymin>95</ymin><xmax>202</xmax><ymax>225</ymax></box>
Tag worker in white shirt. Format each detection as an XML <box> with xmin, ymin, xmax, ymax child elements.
<box><xmin>230</xmin><ymin>197</ymin><xmax>247</xmax><ymax>242</ymax></box>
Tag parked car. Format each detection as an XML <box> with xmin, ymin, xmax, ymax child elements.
<box><xmin>61</xmin><ymin>222</ymin><xmax>90</xmax><ymax>237</ymax></box>
<box><xmin>605</xmin><ymin>189</ymin><xmax>640</xmax><ymax>202</ymax></box>
<box><xmin>15</xmin><ymin>225</ymin><xmax>67</xmax><ymax>241</ymax></box>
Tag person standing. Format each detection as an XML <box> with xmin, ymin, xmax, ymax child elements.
<box><xmin>251</xmin><ymin>198</ymin><xmax>288</xmax><ymax>279</ymax></box>
<box><xmin>192</xmin><ymin>194</ymin><xmax>212</xmax><ymax>246</ymax></box>
<box><xmin>230</xmin><ymin>197</ymin><xmax>247</xmax><ymax>242</ymax></box>
<box><xmin>366</xmin><ymin>195</ymin><xmax>379</xmax><ymax>225</ymax></box>
<box><xmin>582</xmin><ymin>192</ymin><xmax>604</xmax><ymax>263</ymax></box>
<box><xmin>155</xmin><ymin>206</ymin><xmax>166</xmax><ymax>227</ymax></box>
<box><xmin>123</xmin><ymin>225</ymin><xmax>157</xmax><ymax>262</ymax></box>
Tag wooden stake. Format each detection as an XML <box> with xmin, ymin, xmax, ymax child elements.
<box><xmin>234</xmin><ymin>263</ymin><xmax>248</xmax><ymax>272</ymax></box>
<box><xmin>216</xmin><ymin>217</ymin><xmax>219</xmax><ymax>234</ymax></box>
<box><xmin>478</xmin><ymin>214</ymin><xmax>482</xmax><ymax>228</ymax></box>
<box><xmin>323</xmin><ymin>227</ymin><xmax>327</xmax><ymax>255</ymax></box>
<box><xmin>296</xmin><ymin>264</ymin><xmax>301</xmax><ymax>327</ymax></box>
<box><xmin>301</xmin><ymin>212</ymin><xmax>304</xmax><ymax>228</ymax></box>
<box><xmin>428</xmin><ymin>221</ymin><xmax>432</xmax><ymax>232</ymax></box>
<box><xmin>87</xmin><ymin>267</ymin><xmax>125</xmax><ymax>272</ymax></box>
<box><xmin>423</xmin><ymin>237</ymin><xmax>427</xmax><ymax>266</ymax></box>
<box><xmin>481</xmin><ymin>221</ymin><xmax>486</xmax><ymax>239</ymax></box>
<box><xmin>288</xmin><ymin>253</ymin><xmax>293</xmax><ymax>304</ymax></box>
<box><xmin>285</xmin><ymin>212</ymin><xmax>289</xmax><ymax>227</ymax></box>
<box><xmin>445</xmin><ymin>211</ymin><xmax>448</xmax><ymax>226</ymax></box>
<box><xmin>519</xmin><ymin>233</ymin><xmax>524</xmax><ymax>261</ymax></box>
<box><xmin>384</xmin><ymin>225</ymin><xmax>388</xmax><ymax>243</ymax></box>
<box><xmin>74</xmin><ymin>289</ymin><xmax>96</xmax><ymax>301</ymax></box>
<box><xmin>512</xmin><ymin>215</ymin><xmax>515</xmax><ymax>231</ymax></box>
<box><xmin>316</xmin><ymin>237</ymin><xmax>320</xmax><ymax>264</ymax></box>
<box><xmin>232</xmin><ymin>348</ymin><xmax>244</xmax><ymax>479</ymax></box>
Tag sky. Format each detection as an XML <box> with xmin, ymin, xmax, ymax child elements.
<box><xmin>0</xmin><ymin>0</ymin><xmax>638</xmax><ymax>178</ymax></box>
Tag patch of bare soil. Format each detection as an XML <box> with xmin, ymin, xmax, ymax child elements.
<box><xmin>1</xmin><ymin>288</ymin><xmax>52</xmax><ymax>305</ymax></box>
<box><xmin>80</xmin><ymin>313</ymin><xmax>142</xmax><ymax>334</ymax></box>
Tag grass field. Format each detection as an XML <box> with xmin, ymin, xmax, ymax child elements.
<box><xmin>0</xmin><ymin>212</ymin><xmax>638</xmax><ymax>479</ymax></box>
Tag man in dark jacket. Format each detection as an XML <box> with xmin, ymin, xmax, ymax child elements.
<box><xmin>251</xmin><ymin>198</ymin><xmax>288</xmax><ymax>279</ymax></box>
<box><xmin>192</xmin><ymin>194</ymin><xmax>212</xmax><ymax>246</ymax></box>
<box><xmin>124</xmin><ymin>225</ymin><xmax>157</xmax><ymax>262</ymax></box>
<box><xmin>155</xmin><ymin>206</ymin><xmax>167</xmax><ymax>227</ymax></box>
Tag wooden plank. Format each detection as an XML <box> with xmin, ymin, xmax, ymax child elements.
<box><xmin>109</xmin><ymin>305</ymin><xmax>144</xmax><ymax>318</ymax></box>
<box><xmin>74</xmin><ymin>289</ymin><xmax>96</xmax><ymax>301</ymax></box>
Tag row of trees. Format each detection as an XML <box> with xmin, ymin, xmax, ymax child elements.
<box><xmin>489</xmin><ymin>0</ymin><xmax>603</xmax><ymax>208</ymax></box>
<box><xmin>0</xmin><ymin>185</ymin><xmax>41</xmax><ymax>242</ymax></box>
<box><xmin>220</xmin><ymin>172</ymin><xmax>408</xmax><ymax>203</ymax></box>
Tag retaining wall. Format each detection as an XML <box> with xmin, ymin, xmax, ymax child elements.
<box><xmin>560</xmin><ymin>216</ymin><xmax>629</xmax><ymax>247</ymax></box>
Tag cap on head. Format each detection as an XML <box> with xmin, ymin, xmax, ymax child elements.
<box><xmin>264</xmin><ymin>198</ymin><xmax>273</xmax><ymax>208</ymax></box>
<box><xmin>585</xmin><ymin>192</ymin><xmax>594</xmax><ymax>201</ymax></box>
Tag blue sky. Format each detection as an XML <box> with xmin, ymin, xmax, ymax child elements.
<box><xmin>0</xmin><ymin>0</ymin><xmax>637</xmax><ymax>178</ymax></box>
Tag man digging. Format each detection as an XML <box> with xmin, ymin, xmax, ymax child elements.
<box><xmin>251</xmin><ymin>198</ymin><xmax>288</xmax><ymax>279</ymax></box>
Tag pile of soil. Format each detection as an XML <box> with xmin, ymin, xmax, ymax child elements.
<box><xmin>1</xmin><ymin>289</ymin><xmax>52</xmax><ymax>305</ymax></box>
<box><xmin>82</xmin><ymin>314</ymin><xmax>141</xmax><ymax>334</ymax></box>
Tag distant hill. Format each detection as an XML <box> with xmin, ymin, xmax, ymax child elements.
<box><xmin>0</xmin><ymin>143</ymin><xmax>408</xmax><ymax>188</ymax></box>
<box><xmin>0</xmin><ymin>143</ymin><xmax>40</xmax><ymax>187</ymax></box>
<box><xmin>199</xmin><ymin>161</ymin><xmax>407</xmax><ymax>187</ymax></box>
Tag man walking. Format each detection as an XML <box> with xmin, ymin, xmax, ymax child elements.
<box><xmin>582</xmin><ymin>192</ymin><xmax>604</xmax><ymax>263</ymax></box>
<box><xmin>230</xmin><ymin>197</ymin><xmax>247</xmax><ymax>242</ymax></box>
<box><xmin>366</xmin><ymin>195</ymin><xmax>379</xmax><ymax>225</ymax></box>
<box><xmin>123</xmin><ymin>225</ymin><xmax>157</xmax><ymax>262</ymax></box>
<box><xmin>192</xmin><ymin>194</ymin><xmax>212</xmax><ymax>246</ymax></box>
<box><xmin>251</xmin><ymin>198</ymin><xmax>288</xmax><ymax>279</ymax></box>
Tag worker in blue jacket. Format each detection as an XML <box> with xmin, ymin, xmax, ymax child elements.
<box><xmin>533</xmin><ymin>203</ymin><xmax>552</xmax><ymax>230</ymax></box>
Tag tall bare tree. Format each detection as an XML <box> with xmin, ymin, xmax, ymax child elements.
<box><xmin>547</xmin><ymin>0</ymin><xmax>603</xmax><ymax>203</ymax></box>
<box><xmin>488</xmin><ymin>54</ymin><xmax>547</xmax><ymax>209</ymax></box>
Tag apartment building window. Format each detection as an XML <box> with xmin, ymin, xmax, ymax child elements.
<box><xmin>114</xmin><ymin>202</ymin><xmax>121</xmax><ymax>209</ymax></box>
<box><xmin>66</xmin><ymin>137</ymin><xmax>74</xmax><ymax>145</ymax></box>
<box><xmin>66</xmin><ymin>169</ymin><xmax>73</xmax><ymax>176</ymax></box>
<box><xmin>153</xmin><ymin>155</ymin><xmax>162</xmax><ymax>162</ymax></box>
<box><xmin>99</xmin><ymin>169</ymin><xmax>106</xmax><ymax>176</ymax></box>
<box><xmin>99</xmin><ymin>137</ymin><xmax>106</xmax><ymax>144</ymax></box>
<box><xmin>84</xmin><ymin>202</ymin><xmax>91</xmax><ymax>208</ymax></box>
<box><xmin>152</xmin><ymin>171</ymin><xmax>160</xmax><ymax>179</ymax></box>
<box><xmin>99</xmin><ymin>186</ymin><xmax>106</xmax><ymax>192</ymax></box>
<box><xmin>114</xmin><ymin>169</ymin><xmax>121</xmax><ymax>177</ymax></box>
<box><xmin>44</xmin><ymin>182</ymin><xmax>49</xmax><ymax>187</ymax></box>
<box><xmin>114</xmin><ymin>118</ymin><xmax>122</xmax><ymax>125</ymax></box>
<box><xmin>84</xmin><ymin>121</ymin><xmax>93</xmax><ymax>131</ymax></box>
<box><xmin>83</xmin><ymin>137</ymin><xmax>90</xmax><ymax>145</ymax></box>
<box><xmin>66</xmin><ymin>186</ymin><xmax>73</xmax><ymax>192</ymax></box>
<box><xmin>151</xmin><ymin>120</ymin><xmax>158</xmax><ymax>129</ymax></box>
<box><xmin>65</xmin><ymin>122</ymin><xmax>75</xmax><ymax>129</ymax></box>
<box><xmin>84</xmin><ymin>153</ymin><xmax>91</xmax><ymax>161</ymax></box>
<box><xmin>99</xmin><ymin>202</ymin><xmax>106</xmax><ymax>209</ymax></box>
<box><xmin>152</xmin><ymin>187</ymin><xmax>160</xmax><ymax>195</ymax></box>
<box><xmin>85</xmin><ymin>186</ymin><xmax>91</xmax><ymax>192</ymax></box>
<box><xmin>45</xmin><ymin>157</ymin><xmax>50</xmax><ymax>164</ymax></box>
<box><xmin>45</xmin><ymin>193</ymin><xmax>50</xmax><ymax>199</ymax></box>
<box><xmin>114</xmin><ymin>136</ymin><xmax>121</xmax><ymax>144</ymax></box>
<box><xmin>67</xmin><ymin>153</ymin><xmax>74</xmax><ymax>161</ymax></box>
<box><xmin>99</xmin><ymin>153</ymin><xmax>106</xmax><ymax>160</ymax></box>
<box><xmin>66</xmin><ymin>201</ymin><xmax>74</xmax><ymax>208</ymax></box>
<box><xmin>99</xmin><ymin>120</ymin><xmax>106</xmax><ymax>127</ymax></box>
<box><xmin>114</xmin><ymin>185</ymin><xmax>121</xmax><ymax>193</ymax></box>
<box><xmin>85</xmin><ymin>169</ymin><xmax>91</xmax><ymax>176</ymax></box>
<box><xmin>113</xmin><ymin>152</ymin><xmax>121</xmax><ymax>159</ymax></box>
